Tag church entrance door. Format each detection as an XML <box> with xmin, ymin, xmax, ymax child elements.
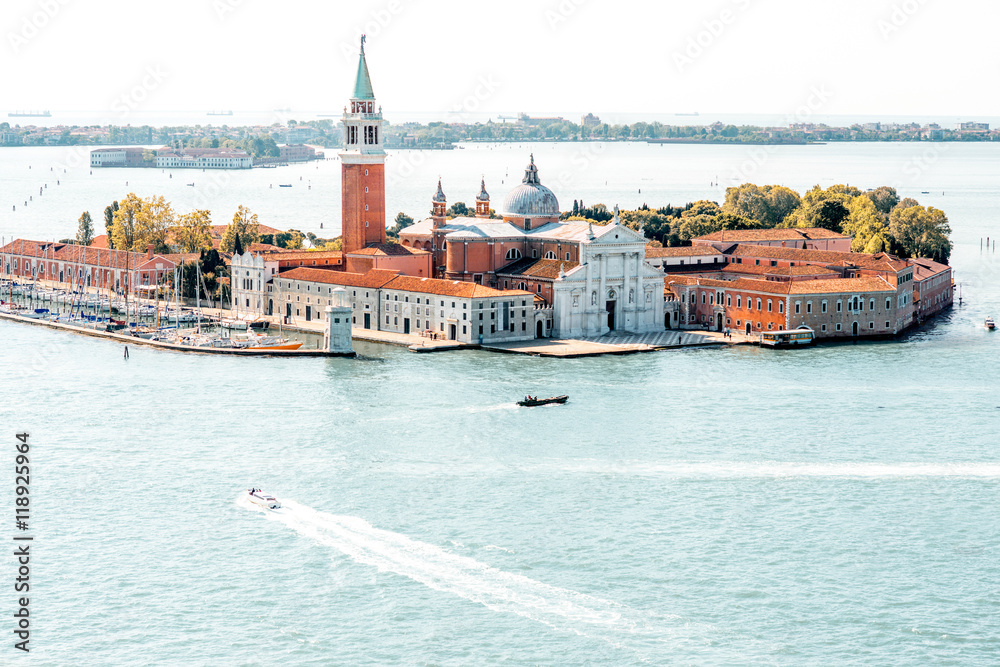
<box><xmin>536</xmin><ymin>320</ymin><xmax>543</xmax><ymax>338</ymax></box>
<box><xmin>449</xmin><ymin>323</ymin><xmax>457</xmax><ymax>340</ymax></box>
<box><xmin>606</xmin><ymin>300</ymin><xmax>616</xmax><ymax>331</ymax></box>
<box><xmin>716</xmin><ymin>313</ymin><xmax>723</xmax><ymax>331</ymax></box>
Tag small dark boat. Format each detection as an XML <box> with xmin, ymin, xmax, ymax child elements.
<box><xmin>278</xmin><ymin>184</ymin><xmax>292</xmax><ymax>187</ymax></box>
<box><xmin>517</xmin><ymin>395</ymin><xmax>568</xmax><ymax>407</ymax></box>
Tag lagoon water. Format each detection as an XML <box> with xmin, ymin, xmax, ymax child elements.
<box><xmin>1</xmin><ymin>142</ymin><xmax>999</xmax><ymax>665</ymax></box>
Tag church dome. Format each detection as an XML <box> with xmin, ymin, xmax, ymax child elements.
<box><xmin>501</xmin><ymin>155</ymin><xmax>559</xmax><ymax>218</ymax></box>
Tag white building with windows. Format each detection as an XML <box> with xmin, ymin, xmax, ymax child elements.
<box><xmin>230</xmin><ymin>251</ymin><xmax>279</xmax><ymax>315</ymax></box>
<box><xmin>264</xmin><ymin>267</ymin><xmax>535</xmax><ymax>344</ymax></box>
<box><xmin>155</xmin><ymin>148</ymin><xmax>252</xmax><ymax>169</ymax></box>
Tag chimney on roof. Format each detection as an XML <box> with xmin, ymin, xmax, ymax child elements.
<box><xmin>146</xmin><ymin>243</ymin><xmax>154</xmax><ymax>260</ymax></box>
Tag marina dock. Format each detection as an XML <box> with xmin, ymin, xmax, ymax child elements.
<box><xmin>0</xmin><ymin>311</ymin><xmax>355</xmax><ymax>357</ymax></box>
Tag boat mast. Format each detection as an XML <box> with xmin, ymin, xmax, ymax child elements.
<box><xmin>174</xmin><ymin>266</ymin><xmax>180</xmax><ymax>329</ymax></box>
<box><xmin>196</xmin><ymin>261</ymin><xmax>201</xmax><ymax>330</ymax></box>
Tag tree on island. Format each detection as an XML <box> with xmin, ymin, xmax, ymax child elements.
<box><xmin>723</xmin><ymin>184</ymin><xmax>801</xmax><ymax>228</ymax></box>
<box><xmin>888</xmin><ymin>205</ymin><xmax>952</xmax><ymax>263</ymax></box>
<box><xmin>103</xmin><ymin>201</ymin><xmax>119</xmax><ymax>248</ymax></box>
<box><xmin>174</xmin><ymin>209</ymin><xmax>213</xmax><ymax>252</ymax></box>
<box><xmin>111</xmin><ymin>194</ymin><xmax>175</xmax><ymax>252</ymax></box>
<box><xmin>865</xmin><ymin>186</ymin><xmax>900</xmax><ymax>215</ymax></box>
<box><xmin>76</xmin><ymin>211</ymin><xmax>94</xmax><ymax>246</ymax></box>
<box><xmin>842</xmin><ymin>196</ymin><xmax>890</xmax><ymax>254</ymax></box>
<box><xmin>446</xmin><ymin>202</ymin><xmax>471</xmax><ymax>218</ymax></box>
<box><xmin>110</xmin><ymin>194</ymin><xmax>143</xmax><ymax>251</ymax></box>
<box><xmin>813</xmin><ymin>200</ymin><xmax>850</xmax><ymax>232</ymax></box>
<box><xmin>387</xmin><ymin>212</ymin><xmax>414</xmax><ymax>240</ymax></box>
<box><xmin>220</xmin><ymin>205</ymin><xmax>261</xmax><ymax>252</ymax></box>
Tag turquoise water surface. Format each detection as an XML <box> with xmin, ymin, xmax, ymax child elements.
<box><xmin>1</xmin><ymin>142</ymin><xmax>999</xmax><ymax>665</ymax></box>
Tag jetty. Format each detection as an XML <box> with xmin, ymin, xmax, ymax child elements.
<box><xmin>0</xmin><ymin>310</ymin><xmax>354</xmax><ymax>357</ymax></box>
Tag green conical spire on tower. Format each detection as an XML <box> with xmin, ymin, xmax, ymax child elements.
<box><xmin>352</xmin><ymin>35</ymin><xmax>375</xmax><ymax>100</ymax></box>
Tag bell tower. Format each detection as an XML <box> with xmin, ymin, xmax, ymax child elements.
<box><xmin>475</xmin><ymin>178</ymin><xmax>490</xmax><ymax>218</ymax></box>
<box><xmin>341</xmin><ymin>35</ymin><xmax>386</xmax><ymax>254</ymax></box>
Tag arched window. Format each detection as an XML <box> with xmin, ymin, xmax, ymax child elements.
<box><xmin>505</xmin><ymin>248</ymin><xmax>521</xmax><ymax>260</ymax></box>
<box><xmin>544</xmin><ymin>251</ymin><xmax>556</xmax><ymax>259</ymax></box>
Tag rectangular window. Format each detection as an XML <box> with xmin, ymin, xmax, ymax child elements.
<box><xmin>886</xmin><ymin>298</ymin><xmax>891</xmax><ymax>310</ymax></box>
<box><xmin>885</xmin><ymin>321</ymin><xmax>890</xmax><ymax>328</ymax></box>
<box><xmin>795</xmin><ymin>301</ymin><xmax>801</xmax><ymax>314</ymax></box>
<box><xmin>778</xmin><ymin>301</ymin><xmax>783</xmax><ymax>313</ymax></box>
<box><xmin>726</xmin><ymin>295</ymin><xmax>731</xmax><ymax>306</ymax></box>
<box><xmin>836</xmin><ymin>323</ymin><xmax>842</xmax><ymax>331</ymax></box>
<box><xmin>767</xmin><ymin>300</ymin><xmax>772</xmax><ymax>313</ymax></box>
<box><xmin>821</xmin><ymin>300</ymin><xmax>827</xmax><ymax>313</ymax></box>
<box><xmin>837</xmin><ymin>300</ymin><xmax>842</xmax><ymax>312</ymax></box>
<box><xmin>806</xmin><ymin>301</ymin><xmax>812</xmax><ymax>314</ymax></box>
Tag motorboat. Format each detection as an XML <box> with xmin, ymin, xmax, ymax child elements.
<box><xmin>986</xmin><ymin>317</ymin><xmax>996</xmax><ymax>331</ymax></box>
<box><xmin>247</xmin><ymin>488</ymin><xmax>281</xmax><ymax>510</ymax></box>
<box><xmin>232</xmin><ymin>331</ymin><xmax>304</xmax><ymax>350</ymax></box>
<box><xmin>517</xmin><ymin>395</ymin><xmax>569</xmax><ymax>407</ymax></box>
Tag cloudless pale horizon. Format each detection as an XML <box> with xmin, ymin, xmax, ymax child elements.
<box><xmin>3</xmin><ymin>0</ymin><xmax>999</xmax><ymax>122</ymax></box>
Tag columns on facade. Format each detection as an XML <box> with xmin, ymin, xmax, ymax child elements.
<box><xmin>599</xmin><ymin>253</ymin><xmax>607</xmax><ymax>334</ymax></box>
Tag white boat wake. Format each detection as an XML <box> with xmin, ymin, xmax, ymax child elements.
<box><xmin>237</xmin><ymin>495</ymin><xmax>701</xmax><ymax>654</ymax></box>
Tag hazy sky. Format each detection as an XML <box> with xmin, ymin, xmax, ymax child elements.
<box><xmin>3</xmin><ymin>0</ymin><xmax>997</xmax><ymax>119</ymax></box>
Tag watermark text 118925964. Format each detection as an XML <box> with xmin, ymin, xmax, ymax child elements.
<box><xmin>12</xmin><ymin>432</ymin><xmax>31</xmax><ymax>653</ymax></box>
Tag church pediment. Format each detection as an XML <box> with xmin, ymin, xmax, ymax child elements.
<box><xmin>588</xmin><ymin>223</ymin><xmax>646</xmax><ymax>246</ymax></box>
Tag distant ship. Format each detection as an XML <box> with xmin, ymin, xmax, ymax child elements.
<box><xmin>675</xmin><ymin>112</ymin><xmax>700</xmax><ymax>117</ymax></box>
<box><xmin>9</xmin><ymin>110</ymin><xmax>51</xmax><ymax>117</ymax></box>
<box><xmin>207</xmin><ymin>110</ymin><xmax>233</xmax><ymax>116</ymax></box>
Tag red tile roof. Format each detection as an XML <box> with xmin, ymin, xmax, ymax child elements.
<box><xmin>280</xmin><ymin>268</ymin><xmax>399</xmax><ymax>289</ymax></box>
<box><xmin>1</xmin><ymin>239</ymin><xmax>140</xmax><ymax>270</ymax></box>
<box><xmin>695</xmin><ymin>227</ymin><xmax>848</xmax><ymax>242</ymax></box>
<box><xmin>645</xmin><ymin>245</ymin><xmax>726</xmax><ymax>258</ymax></box>
<box><xmin>384</xmin><ymin>275</ymin><xmax>533</xmax><ymax>298</ymax></box>
<box><xmin>346</xmin><ymin>243</ymin><xmax>430</xmax><ymax>257</ymax></box>
<box><xmin>720</xmin><ymin>264</ymin><xmax>839</xmax><ymax>277</ymax></box>
<box><xmin>665</xmin><ymin>273</ymin><xmax>894</xmax><ymax>296</ymax></box>
<box><xmin>496</xmin><ymin>258</ymin><xmax>579</xmax><ymax>279</ymax></box>
<box><xmin>731</xmin><ymin>244</ymin><xmax>909</xmax><ymax>272</ymax></box>
<box><xmin>261</xmin><ymin>250</ymin><xmax>343</xmax><ymax>261</ymax></box>
<box><xmin>787</xmin><ymin>277</ymin><xmax>895</xmax><ymax>294</ymax></box>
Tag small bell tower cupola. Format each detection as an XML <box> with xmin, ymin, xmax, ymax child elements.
<box><xmin>475</xmin><ymin>177</ymin><xmax>490</xmax><ymax>218</ymax></box>
<box><xmin>431</xmin><ymin>178</ymin><xmax>447</xmax><ymax>227</ymax></box>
